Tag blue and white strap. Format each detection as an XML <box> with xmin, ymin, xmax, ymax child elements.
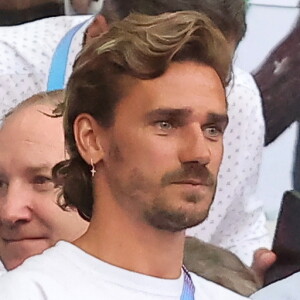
<box><xmin>47</xmin><ymin>20</ymin><xmax>87</xmax><ymax>91</ymax></box>
<box><xmin>181</xmin><ymin>266</ymin><xmax>195</xmax><ymax>300</ymax></box>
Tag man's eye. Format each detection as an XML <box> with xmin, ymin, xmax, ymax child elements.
<box><xmin>204</xmin><ymin>126</ymin><xmax>222</xmax><ymax>138</ymax></box>
<box><xmin>155</xmin><ymin>121</ymin><xmax>173</xmax><ymax>131</ymax></box>
<box><xmin>32</xmin><ymin>176</ymin><xmax>54</xmax><ymax>191</ymax></box>
<box><xmin>33</xmin><ymin>176</ymin><xmax>52</xmax><ymax>185</ymax></box>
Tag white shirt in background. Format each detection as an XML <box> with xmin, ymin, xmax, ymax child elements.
<box><xmin>0</xmin><ymin>15</ymin><xmax>91</xmax><ymax>119</ymax></box>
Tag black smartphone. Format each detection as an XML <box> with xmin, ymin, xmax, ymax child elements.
<box><xmin>264</xmin><ymin>190</ymin><xmax>300</xmax><ymax>286</ymax></box>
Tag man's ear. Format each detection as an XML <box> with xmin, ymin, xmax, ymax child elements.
<box><xmin>74</xmin><ymin>113</ymin><xmax>105</xmax><ymax>165</ymax></box>
<box><xmin>86</xmin><ymin>15</ymin><xmax>109</xmax><ymax>42</ymax></box>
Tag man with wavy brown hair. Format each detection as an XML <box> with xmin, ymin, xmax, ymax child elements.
<box><xmin>0</xmin><ymin>11</ymin><xmax>248</xmax><ymax>300</ymax></box>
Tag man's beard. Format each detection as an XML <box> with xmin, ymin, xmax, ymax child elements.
<box><xmin>141</xmin><ymin>162</ymin><xmax>217</xmax><ymax>232</ymax></box>
<box><xmin>107</xmin><ymin>142</ymin><xmax>217</xmax><ymax>232</ymax></box>
<box><xmin>143</xmin><ymin>184</ymin><xmax>217</xmax><ymax>232</ymax></box>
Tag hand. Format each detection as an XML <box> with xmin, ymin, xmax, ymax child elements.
<box><xmin>251</xmin><ymin>248</ymin><xmax>277</xmax><ymax>285</ymax></box>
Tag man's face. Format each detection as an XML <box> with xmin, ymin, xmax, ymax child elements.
<box><xmin>0</xmin><ymin>104</ymin><xmax>88</xmax><ymax>270</ymax></box>
<box><xmin>100</xmin><ymin>62</ymin><xmax>227</xmax><ymax>232</ymax></box>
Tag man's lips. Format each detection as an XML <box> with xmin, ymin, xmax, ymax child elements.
<box><xmin>2</xmin><ymin>237</ymin><xmax>47</xmax><ymax>243</ymax></box>
<box><xmin>171</xmin><ymin>179</ymin><xmax>212</xmax><ymax>186</ymax></box>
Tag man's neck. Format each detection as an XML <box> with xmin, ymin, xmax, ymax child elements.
<box><xmin>74</xmin><ymin>197</ymin><xmax>185</xmax><ymax>279</ymax></box>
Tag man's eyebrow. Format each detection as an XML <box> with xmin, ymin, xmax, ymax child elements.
<box><xmin>206</xmin><ymin>112</ymin><xmax>229</xmax><ymax>126</ymax></box>
<box><xmin>25</xmin><ymin>165</ymin><xmax>52</xmax><ymax>175</ymax></box>
<box><xmin>145</xmin><ymin>108</ymin><xmax>192</xmax><ymax>121</ymax></box>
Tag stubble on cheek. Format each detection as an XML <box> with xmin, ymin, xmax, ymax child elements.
<box><xmin>107</xmin><ymin>142</ymin><xmax>217</xmax><ymax>232</ymax></box>
<box><xmin>106</xmin><ymin>141</ymin><xmax>159</xmax><ymax>212</ymax></box>
<box><xmin>109</xmin><ymin>142</ymin><xmax>124</xmax><ymax>162</ymax></box>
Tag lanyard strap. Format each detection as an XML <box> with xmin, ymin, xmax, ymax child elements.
<box><xmin>180</xmin><ymin>266</ymin><xmax>195</xmax><ymax>300</ymax></box>
<box><xmin>47</xmin><ymin>20</ymin><xmax>87</xmax><ymax>91</ymax></box>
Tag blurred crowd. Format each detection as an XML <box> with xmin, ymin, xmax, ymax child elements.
<box><xmin>0</xmin><ymin>0</ymin><xmax>102</xmax><ymax>25</ymax></box>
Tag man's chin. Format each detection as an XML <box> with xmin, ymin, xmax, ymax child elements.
<box><xmin>3</xmin><ymin>257</ymin><xmax>26</xmax><ymax>271</ymax></box>
<box><xmin>145</xmin><ymin>207</ymin><xmax>209</xmax><ymax>233</ymax></box>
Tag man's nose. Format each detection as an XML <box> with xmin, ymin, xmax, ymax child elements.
<box><xmin>179</xmin><ymin>127</ymin><xmax>211</xmax><ymax>166</ymax></box>
<box><xmin>0</xmin><ymin>183</ymin><xmax>32</xmax><ymax>226</ymax></box>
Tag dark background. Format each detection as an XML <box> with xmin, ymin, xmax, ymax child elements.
<box><xmin>0</xmin><ymin>0</ymin><xmax>64</xmax><ymax>26</ymax></box>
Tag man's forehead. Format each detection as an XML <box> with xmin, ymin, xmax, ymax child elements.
<box><xmin>0</xmin><ymin>104</ymin><xmax>65</xmax><ymax>169</ymax></box>
<box><xmin>118</xmin><ymin>62</ymin><xmax>225</xmax><ymax>107</ymax></box>
<box><xmin>1</xmin><ymin>105</ymin><xmax>64</xmax><ymax>143</ymax></box>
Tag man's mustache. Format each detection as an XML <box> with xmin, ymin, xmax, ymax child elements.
<box><xmin>161</xmin><ymin>163</ymin><xmax>215</xmax><ymax>187</ymax></box>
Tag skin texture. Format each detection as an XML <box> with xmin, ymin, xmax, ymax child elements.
<box><xmin>0</xmin><ymin>104</ymin><xmax>88</xmax><ymax>270</ymax></box>
<box><xmin>74</xmin><ymin>62</ymin><xmax>227</xmax><ymax>279</ymax></box>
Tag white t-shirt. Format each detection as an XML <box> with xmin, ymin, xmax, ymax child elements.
<box><xmin>0</xmin><ymin>16</ymin><xmax>269</xmax><ymax>264</ymax></box>
<box><xmin>0</xmin><ymin>241</ymin><xmax>249</xmax><ymax>300</ymax></box>
<box><xmin>0</xmin><ymin>261</ymin><xmax>6</xmax><ymax>276</ymax></box>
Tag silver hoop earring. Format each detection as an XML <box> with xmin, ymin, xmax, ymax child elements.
<box><xmin>90</xmin><ymin>158</ymin><xmax>96</xmax><ymax>177</ymax></box>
